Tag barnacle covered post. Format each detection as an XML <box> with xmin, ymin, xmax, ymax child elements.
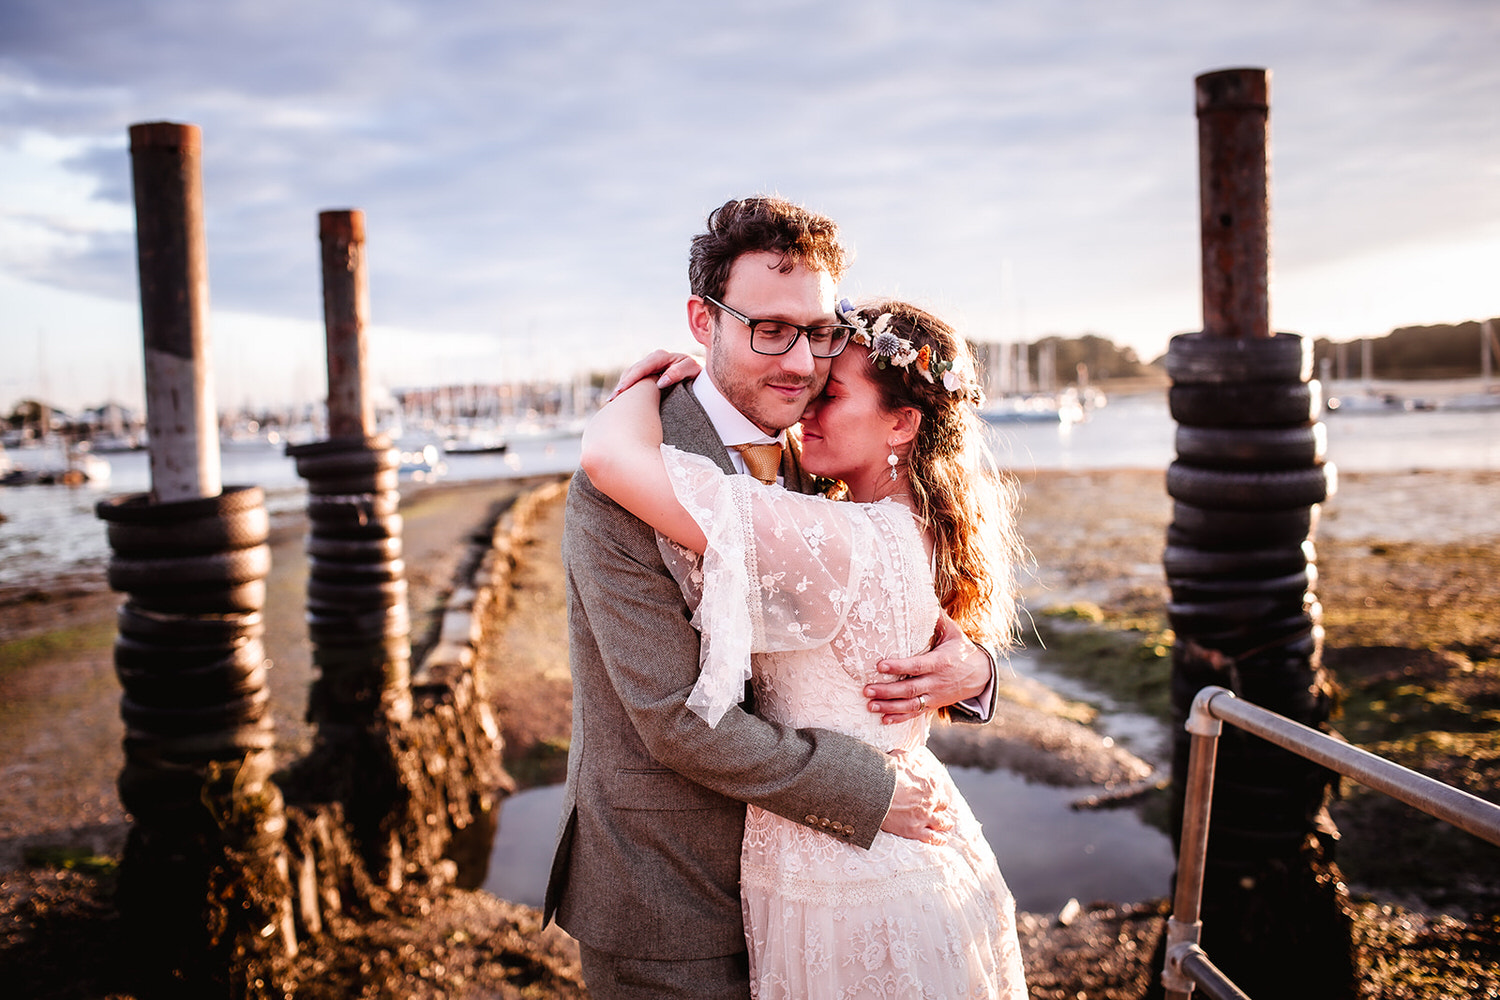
<box><xmin>97</xmin><ymin>120</ymin><xmax>295</xmax><ymax>995</ymax></box>
<box><xmin>1161</xmin><ymin>69</ymin><xmax>1353</xmax><ymax>998</ymax></box>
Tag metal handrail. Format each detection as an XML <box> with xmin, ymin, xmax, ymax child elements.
<box><xmin>1162</xmin><ymin>685</ymin><xmax>1500</xmax><ymax>999</ymax></box>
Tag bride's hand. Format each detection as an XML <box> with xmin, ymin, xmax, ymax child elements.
<box><xmin>608</xmin><ymin>349</ymin><xmax>704</xmax><ymax>401</ymax></box>
<box><xmin>880</xmin><ymin>750</ymin><xmax>954</xmax><ymax>845</ymax></box>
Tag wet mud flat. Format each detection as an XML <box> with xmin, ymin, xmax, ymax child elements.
<box><xmin>3</xmin><ymin>468</ymin><xmax>1499</xmax><ymax>997</ymax></box>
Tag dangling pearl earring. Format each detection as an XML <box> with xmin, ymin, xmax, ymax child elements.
<box><xmin>887</xmin><ymin>448</ymin><xmax>899</xmax><ymax>481</ymax></box>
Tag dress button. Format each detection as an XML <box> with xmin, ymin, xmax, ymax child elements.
<box><xmin>806</xmin><ymin>815</ymin><xmax>819</xmax><ymax>825</ymax></box>
<box><xmin>820</xmin><ymin>818</ymin><xmax>831</xmax><ymax>828</ymax></box>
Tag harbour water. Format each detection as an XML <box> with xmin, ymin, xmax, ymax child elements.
<box><xmin>5</xmin><ymin>385</ymin><xmax>1496</xmax><ymax>589</ymax></box>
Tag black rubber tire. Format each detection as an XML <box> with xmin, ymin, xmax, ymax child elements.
<box><xmin>117</xmin><ymin>661</ymin><xmax>268</xmax><ymax>707</ymax></box>
<box><xmin>307</xmin><ymin>577</ymin><xmax>408</xmax><ymax>609</ymax></box>
<box><xmin>108</xmin><ymin>544</ymin><xmax>271</xmax><ymax>593</ymax></box>
<box><xmin>1163</xmin><ymin>541</ymin><xmax>1313</xmax><ymax>578</ymax></box>
<box><xmin>127</xmin><ymin>580</ymin><xmax>266</xmax><ymax>615</ymax></box>
<box><xmin>1168</xmin><ymin>380</ymin><xmax>1323</xmax><ymax>427</ymax></box>
<box><xmin>308</xmin><ymin>556</ymin><xmax>406</xmax><ymax>583</ymax></box>
<box><xmin>292</xmin><ymin>445</ymin><xmax>399</xmax><ymax>480</ymax></box>
<box><xmin>95</xmin><ymin>485</ymin><xmax>265</xmax><ymax>525</ymax></box>
<box><xmin>1166</xmin><ymin>462</ymin><xmax>1335</xmax><ymax>510</ymax></box>
<box><xmin>1164</xmin><ymin>331</ymin><xmax>1312</xmax><ymax>385</ymax></box>
<box><xmin>1167</xmin><ymin>593</ymin><xmax>1312</xmax><ymax>632</ymax></box>
<box><xmin>307</xmin><ymin>606</ymin><xmax>411</xmax><ymax>644</ymax></box>
<box><xmin>1174</xmin><ymin>424</ymin><xmax>1326</xmax><ymax>470</ymax></box>
<box><xmin>105</xmin><ymin>504</ymin><xmax>269</xmax><ymax>557</ymax></box>
<box><xmin>306</xmin><ymin>494</ymin><xmax>401</xmax><ymax>528</ymax></box>
<box><xmin>306</xmin><ymin>468</ymin><xmax>401</xmax><ymax>496</ymax></box>
<box><xmin>1168</xmin><ymin>568</ymin><xmax>1314</xmax><ymax>604</ymax></box>
<box><xmin>286</xmin><ymin>435</ymin><xmax>391</xmax><ymax>458</ymax></box>
<box><xmin>120</xmin><ymin>688</ymin><xmax>270</xmax><ymax>736</ymax></box>
<box><xmin>306</xmin><ymin>535</ymin><xmax>403</xmax><ymax>563</ymax></box>
<box><xmin>116</xmin><ymin>606</ymin><xmax>264</xmax><ymax>645</ymax></box>
<box><xmin>1169</xmin><ymin>502</ymin><xmax>1319</xmax><ymax>548</ymax></box>
<box><xmin>114</xmin><ymin>634</ymin><xmax>265</xmax><ymax>672</ymax></box>
<box><xmin>313</xmin><ymin>640</ymin><xmax>412</xmax><ymax>670</ymax></box>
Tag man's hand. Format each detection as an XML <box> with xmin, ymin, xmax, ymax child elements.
<box><xmin>864</xmin><ymin>611</ymin><xmax>992</xmax><ymax>724</ymax></box>
<box><xmin>879</xmin><ymin>750</ymin><xmax>954</xmax><ymax>845</ymax></box>
<box><xmin>608</xmin><ymin>349</ymin><xmax>705</xmax><ymax>401</ymax></box>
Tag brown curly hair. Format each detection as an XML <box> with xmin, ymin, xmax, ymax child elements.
<box><xmin>688</xmin><ymin>197</ymin><xmax>851</xmax><ymax>313</ymax></box>
<box><xmin>847</xmin><ymin>300</ymin><xmax>1023</xmax><ymax>651</ymax></box>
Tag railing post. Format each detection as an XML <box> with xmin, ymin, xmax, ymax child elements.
<box><xmin>1164</xmin><ymin>687</ymin><xmax>1226</xmax><ymax>1000</ymax></box>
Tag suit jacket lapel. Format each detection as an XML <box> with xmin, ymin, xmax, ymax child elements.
<box><xmin>659</xmin><ymin>381</ymin><xmax>736</xmax><ymax>474</ymax></box>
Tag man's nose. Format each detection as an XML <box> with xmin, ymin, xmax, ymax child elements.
<box><xmin>779</xmin><ymin>333</ymin><xmax>817</xmax><ymax>376</ymax></box>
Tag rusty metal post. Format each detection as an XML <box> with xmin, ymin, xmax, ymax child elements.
<box><xmin>129</xmin><ymin>122</ymin><xmax>223</xmax><ymax>501</ymax></box>
<box><xmin>1196</xmin><ymin>69</ymin><xmax>1271</xmax><ymax>341</ymax></box>
<box><xmin>319</xmin><ymin>210</ymin><xmax>375</xmax><ymax>439</ymax></box>
<box><xmin>288</xmin><ymin>209</ymin><xmax>416</xmax><ymax>886</ymax></box>
<box><xmin>1162</xmin><ymin>70</ymin><xmax>1353</xmax><ymax>1000</ymax></box>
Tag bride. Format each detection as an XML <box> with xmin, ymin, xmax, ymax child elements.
<box><xmin>581</xmin><ymin>299</ymin><xmax>1028</xmax><ymax>999</ymax></box>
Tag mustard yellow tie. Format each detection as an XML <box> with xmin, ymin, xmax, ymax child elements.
<box><xmin>732</xmin><ymin>442</ymin><xmax>783</xmax><ymax>485</ymax></box>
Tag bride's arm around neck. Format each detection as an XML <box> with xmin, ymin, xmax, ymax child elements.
<box><xmin>580</xmin><ymin>380</ymin><xmax>708</xmax><ymax>554</ymax></box>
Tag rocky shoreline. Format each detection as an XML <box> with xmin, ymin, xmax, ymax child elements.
<box><xmin>2</xmin><ymin>465</ymin><xmax>1498</xmax><ymax>997</ymax></box>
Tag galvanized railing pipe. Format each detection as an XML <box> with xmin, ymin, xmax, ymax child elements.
<box><xmin>1164</xmin><ymin>685</ymin><xmax>1500</xmax><ymax>998</ymax></box>
<box><xmin>1163</xmin><ymin>691</ymin><xmax>1222</xmax><ymax>1000</ymax></box>
<box><xmin>1199</xmin><ymin>686</ymin><xmax>1500</xmax><ymax>847</ymax></box>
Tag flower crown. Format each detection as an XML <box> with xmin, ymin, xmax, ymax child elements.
<box><xmin>837</xmin><ymin>299</ymin><xmax>986</xmax><ymax>406</ymax></box>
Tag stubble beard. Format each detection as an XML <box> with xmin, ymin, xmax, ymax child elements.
<box><xmin>709</xmin><ymin>335</ymin><xmax>820</xmax><ymax>435</ymax></box>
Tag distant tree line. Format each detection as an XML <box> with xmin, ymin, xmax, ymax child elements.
<box><xmin>1027</xmin><ymin>334</ymin><xmax>1155</xmax><ymax>381</ymax></box>
<box><xmin>1314</xmin><ymin>319</ymin><xmax>1499</xmax><ymax>380</ymax></box>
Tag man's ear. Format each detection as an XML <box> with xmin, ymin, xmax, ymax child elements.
<box><xmin>891</xmin><ymin>406</ymin><xmax>921</xmax><ymax>447</ymax></box>
<box><xmin>686</xmin><ymin>296</ymin><xmax>715</xmax><ymax>350</ymax></box>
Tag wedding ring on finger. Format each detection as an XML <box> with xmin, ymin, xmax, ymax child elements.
<box><xmin>918</xmin><ymin>693</ymin><xmax>928</xmax><ymax>710</ymax></box>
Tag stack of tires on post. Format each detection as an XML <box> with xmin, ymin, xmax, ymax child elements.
<box><xmin>1163</xmin><ymin>329</ymin><xmax>1344</xmax><ymax>976</ymax></box>
<box><xmin>288</xmin><ymin>435</ymin><xmax>412</xmax><ymax>732</ymax></box>
<box><xmin>96</xmin><ymin>484</ymin><xmax>294</xmax><ymax>985</ymax></box>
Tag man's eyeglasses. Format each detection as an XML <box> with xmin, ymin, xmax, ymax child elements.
<box><xmin>702</xmin><ymin>295</ymin><xmax>855</xmax><ymax>358</ymax></box>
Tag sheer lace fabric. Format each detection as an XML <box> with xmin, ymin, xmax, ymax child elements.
<box><xmin>660</xmin><ymin>446</ymin><xmax>1027</xmax><ymax>999</ymax></box>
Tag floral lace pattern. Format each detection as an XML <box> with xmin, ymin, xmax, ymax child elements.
<box><xmin>659</xmin><ymin>447</ymin><xmax>1027</xmax><ymax>999</ymax></box>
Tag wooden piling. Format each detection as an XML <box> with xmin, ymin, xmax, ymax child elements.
<box><xmin>129</xmin><ymin>121</ymin><xmax>222</xmax><ymax>502</ymax></box>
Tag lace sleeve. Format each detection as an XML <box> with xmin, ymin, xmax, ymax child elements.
<box><xmin>660</xmin><ymin>445</ymin><xmax>868</xmax><ymax>726</ymax></box>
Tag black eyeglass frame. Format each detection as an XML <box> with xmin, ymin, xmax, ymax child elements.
<box><xmin>701</xmin><ymin>294</ymin><xmax>855</xmax><ymax>358</ymax></box>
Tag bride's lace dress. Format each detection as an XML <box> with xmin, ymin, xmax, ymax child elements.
<box><xmin>660</xmin><ymin>446</ymin><xmax>1027</xmax><ymax>1000</ymax></box>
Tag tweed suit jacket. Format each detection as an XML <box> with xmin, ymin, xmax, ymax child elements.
<box><xmin>543</xmin><ymin>380</ymin><xmax>900</xmax><ymax>960</ymax></box>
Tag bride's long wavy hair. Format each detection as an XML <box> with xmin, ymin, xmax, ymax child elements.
<box><xmin>848</xmin><ymin>300</ymin><xmax>1023</xmax><ymax>652</ymax></box>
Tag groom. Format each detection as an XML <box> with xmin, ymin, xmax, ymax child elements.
<box><xmin>544</xmin><ymin>196</ymin><xmax>998</xmax><ymax>999</ymax></box>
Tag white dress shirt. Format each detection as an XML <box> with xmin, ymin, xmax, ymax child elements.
<box><xmin>693</xmin><ymin>374</ymin><xmax>786</xmax><ymax>482</ymax></box>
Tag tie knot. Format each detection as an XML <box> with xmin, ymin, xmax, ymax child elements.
<box><xmin>733</xmin><ymin>442</ymin><xmax>783</xmax><ymax>485</ymax></box>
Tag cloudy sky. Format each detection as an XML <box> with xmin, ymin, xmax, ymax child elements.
<box><xmin>3</xmin><ymin>0</ymin><xmax>1498</xmax><ymax>411</ymax></box>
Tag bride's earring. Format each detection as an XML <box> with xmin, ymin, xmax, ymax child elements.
<box><xmin>887</xmin><ymin>447</ymin><xmax>899</xmax><ymax>481</ymax></box>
